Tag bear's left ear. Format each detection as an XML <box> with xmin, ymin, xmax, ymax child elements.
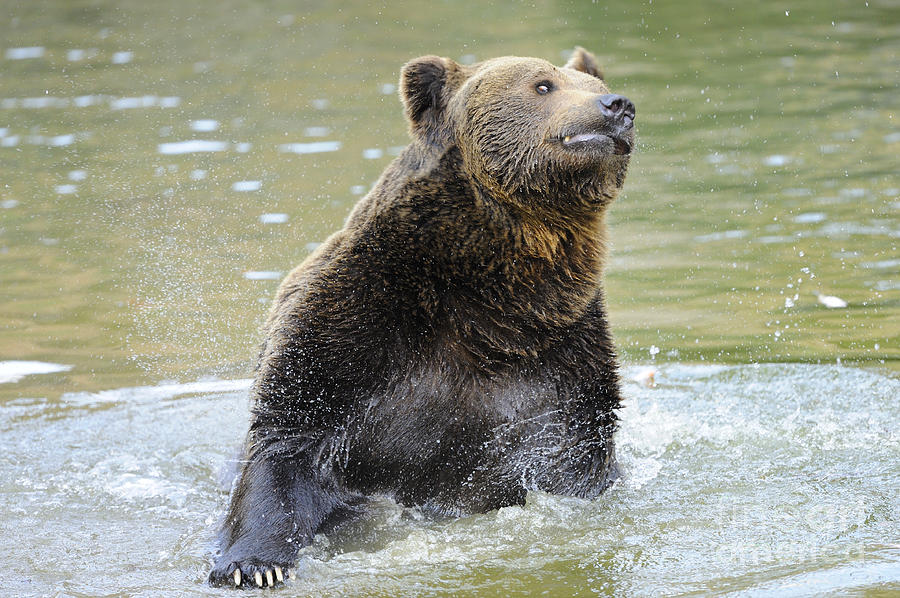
<box><xmin>564</xmin><ymin>47</ymin><xmax>604</xmax><ymax>80</ymax></box>
<box><xmin>400</xmin><ymin>55</ymin><xmax>466</xmax><ymax>142</ymax></box>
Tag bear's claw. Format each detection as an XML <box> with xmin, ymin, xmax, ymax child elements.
<box><xmin>212</xmin><ymin>562</ymin><xmax>293</xmax><ymax>588</ymax></box>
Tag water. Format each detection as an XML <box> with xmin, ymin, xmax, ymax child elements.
<box><xmin>2</xmin><ymin>365</ymin><xmax>897</xmax><ymax>596</ymax></box>
<box><xmin>1</xmin><ymin>0</ymin><xmax>898</xmax><ymax>595</ymax></box>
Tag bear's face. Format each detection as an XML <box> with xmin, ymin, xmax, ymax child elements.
<box><xmin>400</xmin><ymin>48</ymin><xmax>635</xmax><ymax>211</ymax></box>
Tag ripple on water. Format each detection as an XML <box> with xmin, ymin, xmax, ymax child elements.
<box><xmin>0</xmin><ymin>364</ymin><xmax>897</xmax><ymax>596</ymax></box>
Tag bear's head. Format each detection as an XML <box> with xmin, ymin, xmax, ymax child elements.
<box><xmin>399</xmin><ymin>47</ymin><xmax>635</xmax><ymax>212</ymax></box>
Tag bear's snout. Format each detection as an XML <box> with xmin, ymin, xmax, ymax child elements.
<box><xmin>598</xmin><ymin>94</ymin><xmax>635</xmax><ymax>128</ymax></box>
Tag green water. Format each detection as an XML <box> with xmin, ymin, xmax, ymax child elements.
<box><xmin>0</xmin><ymin>1</ymin><xmax>897</xmax><ymax>596</ymax></box>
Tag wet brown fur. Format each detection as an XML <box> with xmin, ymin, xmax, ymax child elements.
<box><xmin>209</xmin><ymin>48</ymin><xmax>635</xmax><ymax>587</ymax></box>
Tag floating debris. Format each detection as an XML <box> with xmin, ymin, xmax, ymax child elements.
<box><xmin>815</xmin><ymin>291</ymin><xmax>848</xmax><ymax>309</ymax></box>
<box><xmin>631</xmin><ymin>367</ymin><xmax>658</xmax><ymax>388</ymax></box>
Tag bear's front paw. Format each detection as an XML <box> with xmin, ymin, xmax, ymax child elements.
<box><xmin>209</xmin><ymin>560</ymin><xmax>296</xmax><ymax>589</ymax></box>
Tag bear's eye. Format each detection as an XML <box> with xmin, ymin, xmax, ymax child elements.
<box><xmin>535</xmin><ymin>82</ymin><xmax>553</xmax><ymax>95</ymax></box>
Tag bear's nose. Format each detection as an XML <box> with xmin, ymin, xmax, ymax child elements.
<box><xmin>598</xmin><ymin>94</ymin><xmax>635</xmax><ymax>126</ymax></box>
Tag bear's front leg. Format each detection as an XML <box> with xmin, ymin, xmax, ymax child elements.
<box><xmin>208</xmin><ymin>446</ymin><xmax>346</xmax><ymax>588</ymax></box>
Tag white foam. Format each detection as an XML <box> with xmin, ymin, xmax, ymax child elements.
<box><xmin>158</xmin><ymin>140</ymin><xmax>227</xmax><ymax>155</ymax></box>
<box><xmin>0</xmin><ymin>361</ymin><xmax>72</xmax><ymax>384</ymax></box>
<box><xmin>363</xmin><ymin>148</ymin><xmax>384</xmax><ymax>160</ymax></box>
<box><xmin>61</xmin><ymin>378</ymin><xmax>252</xmax><ymax>406</ymax></box>
<box><xmin>259</xmin><ymin>213</ymin><xmax>288</xmax><ymax>224</ymax></box>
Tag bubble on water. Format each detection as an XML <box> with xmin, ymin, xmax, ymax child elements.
<box><xmin>311</xmin><ymin>98</ymin><xmax>329</xmax><ymax>110</ymax></box>
<box><xmin>189</xmin><ymin>169</ymin><xmax>207</xmax><ymax>181</ymax></box>
<box><xmin>5</xmin><ymin>47</ymin><xmax>45</xmax><ymax>60</ymax></box>
<box><xmin>0</xmin><ymin>135</ymin><xmax>19</xmax><ymax>147</ymax></box>
<box><xmin>232</xmin><ymin>180</ymin><xmax>261</xmax><ymax>192</ymax></box>
<box><xmin>235</xmin><ymin>142</ymin><xmax>251</xmax><ymax>153</ymax></box>
<box><xmin>363</xmin><ymin>148</ymin><xmax>384</xmax><ymax>160</ymax></box>
<box><xmin>380</xmin><ymin>83</ymin><xmax>396</xmax><ymax>95</ymax></box>
<box><xmin>55</xmin><ymin>184</ymin><xmax>78</xmax><ymax>194</ymax></box>
<box><xmin>304</xmin><ymin>126</ymin><xmax>330</xmax><ymax>137</ymax></box>
<box><xmin>350</xmin><ymin>185</ymin><xmax>367</xmax><ymax>195</ymax></box>
<box><xmin>884</xmin><ymin>132</ymin><xmax>900</xmax><ymax>144</ymax></box>
<box><xmin>1</xmin><ymin>199</ymin><xmax>19</xmax><ymax>209</ymax></box>
<box><xmin>190</xmin><ymin>119</ymin><xmax>219</xmax><ymax>132</ymax></box>
<box><xmin>66</xmin><ymin>49</ymin><xmax>86</xmax><ymax>61</ymax></box>
<box><xmin>68</xmin><ymin>169</ymin><xmax>87</xmax><ymax>181</ymax></box>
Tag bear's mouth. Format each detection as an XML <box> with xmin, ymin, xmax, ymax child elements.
<box><xmin>556</xmin><ymin>132</ymin><xmax>632</xmax><ymax>156</ymax></box>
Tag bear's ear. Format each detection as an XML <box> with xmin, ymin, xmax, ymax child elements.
<box><xmin>400</xmin><ymin>55</ymin><xmax>464</xmax><ymax>141</ymax></box>
<box><xmin>564</xmin><ymin>47</ymin><xmax>604</xmax><ymax>80</ymax></box>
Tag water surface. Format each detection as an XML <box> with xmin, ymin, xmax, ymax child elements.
<box><xmin>0</xmin><ymin>0</ymin><xmax>897</xmax><ymax>595</ymax></box>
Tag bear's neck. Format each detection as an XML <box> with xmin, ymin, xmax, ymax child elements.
<box><xmin>378</xmin><ymin>144</ymin><xmax>609</xmax><ymax>327</ymax></box>
<box><xmin>474</xmin><ymin>184</ymin><xmax>608</xmax><ymax>323</ymax></box>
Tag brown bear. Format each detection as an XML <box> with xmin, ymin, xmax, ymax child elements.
<box><xmin>209</xmin><ymin>47</ymin><xmax>635</xmax><ymax>588</ymax></box>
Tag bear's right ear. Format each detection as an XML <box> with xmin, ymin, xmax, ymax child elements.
<box><xmin>400</xmin><ymin>55</ymin><xmax>463</xmax><ymax>142</ymax></box>
<box><xmin>564</xmin><ymin>47</ymin><xmax>604</xmax><ymax>80</ymax></box>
